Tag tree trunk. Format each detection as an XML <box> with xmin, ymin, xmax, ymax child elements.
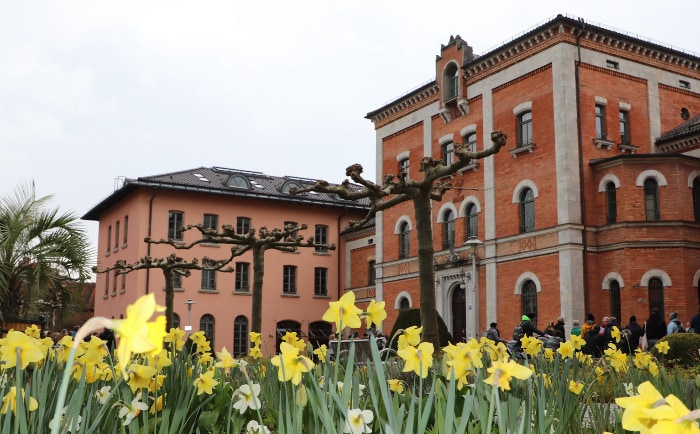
<box><xmin>163</xmin><ymin>268</ymin><xmax>174</xmax><ymax>331</ymax></box>
<box><xmin>251</xmin><ymin>244</ymin><xmax>265</xmax><ymax>333</ymax></box>
<box><xmin>413</xmin><ymin>193</ymin><xmax>440</xmax><ymax>348</ymax></box>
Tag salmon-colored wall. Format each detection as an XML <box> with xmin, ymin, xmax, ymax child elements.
<box><xmin>94</xmin><ymin>187</ymin><xmax>366</xmax><ymax>355</ymax></box>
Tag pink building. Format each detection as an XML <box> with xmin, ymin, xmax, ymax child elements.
<box><xmin>83</xmin><ymin>166</ymin><xmax>371</xmax><ymax>354</ymax></box>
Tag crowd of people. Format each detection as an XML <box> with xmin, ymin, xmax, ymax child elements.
<box><xmin>488</xmin><ymin>306</ymin><xmax>700</xmax><ymax>358</ymax></box>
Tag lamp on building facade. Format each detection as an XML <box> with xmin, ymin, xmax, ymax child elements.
<box><xmin>463</xmin><ymin>236</ymin><xmax>484</xmax><ymax>339</ymax></box>
<box><xmin>184</xmin><ymin>299</ymin><xmax>195</xmax><ymax>333</ymax></box>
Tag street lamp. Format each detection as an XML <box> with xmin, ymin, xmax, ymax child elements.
<box><xmin>464</xmin><ymin>236</ymin><xmax>484</xmax><ymax>339</ymax></box>
<box><xmin>184</xmin><ymin>299</ymin><xmax>196</xmax><ymax>333</ymax></box>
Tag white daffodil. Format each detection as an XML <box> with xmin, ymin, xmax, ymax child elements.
<box><xmin>117</xmin><ymin>393</ymin><xmax>149</xmax><ymax>426</ymax></box>
<box><xmin>344</xmin><ymin>408</ymin><xmax>374</xmax><ymax>434</ymax></box>
<box><xmin>49</xmin><ymin>407</ymin><xmax>82</xmax><ymax>432</ymax></box>
<box><xmin>246</xmin><ymin>420</ymin><xmax>271</xmax><ymax>434</ymax></box>
<box><xmin>95</xmin><ymin>385</ymin><xmax>112</xmax><ymax>405</ymax></box>
<box><xmin>233</xmin><ymin>383</ymin><xmax>262</xmax><ymax>414</ymax></box>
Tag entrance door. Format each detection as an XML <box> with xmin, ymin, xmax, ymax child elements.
<box><xmin>452</xmin><ymin>286</ymin><xmax>466</xmax><ymax>342</ymax></box>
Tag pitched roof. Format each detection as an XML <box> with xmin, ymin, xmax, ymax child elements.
<box><xmin>83</xmin><ymin>166</ymin><xmax>369</xmax><ymax>220</ymax></box>
<box><xmin>656</xmin><ymin>114</ymin><xmax>700</xmax><ymax>144</ymax></box>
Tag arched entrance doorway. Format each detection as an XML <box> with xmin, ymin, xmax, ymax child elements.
<box><xmin>451</xmin><ymin>286</ymin><xmax>466</xmax><ymax>342</ymax></box>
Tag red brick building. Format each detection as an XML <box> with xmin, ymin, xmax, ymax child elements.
<box><xmin>365</xmin><ymin>14</ymin><xmax>700</xmax><ymax>340</ymax></box>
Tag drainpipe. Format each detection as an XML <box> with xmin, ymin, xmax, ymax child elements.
<box><xmin>337</xmin><ymin>207</ymin><xmax>347</xmax><ymax>300</ymax></box>
<box><xmin>575</xmin><ymin>18</ymin><xmax>590</xmax><ymax>315</ymax></box>
<box><xmin>145</xmin><ymin>188</ymin><xmax>158</xmax><ymax>294</ymax></box>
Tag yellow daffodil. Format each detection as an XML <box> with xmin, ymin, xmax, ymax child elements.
<box><xmin>364</xmin><ymin>299</ymin><xmax>387</xmax><ymax>330</ymax></box>
<box><xmin>569</xmin><ymin>380</ymin><xmax>584</xmax><ymax>395</ymax></box>
<box><xmin>249</xmin><ymin>332</ymin><xmax>261</xmax><ymax>346</ymax></box>
<box><xmin>127</xmin><ymin>363</ymin><xmax>158</xmax><ymax>393</ymax></box>
<box><xmin>198</xmin><ymin>352</ymin><xmax>214</xmax><ymax>366</ymax></box>
<box><xmin>249</xmin><ymin>345</ymin><xmax>262</xmax><ymax>359</ymax></box>
<box><xmin>655</xmin><ymin>340</ymin><xmax>670</xmax><ymax>355</ymax></box>
<box><xmin>0</xmin><ymin>330</ymin><xmax>45</xmax><ymax>370</ymax></box>
<box><xmin>313</xmin><ymin>344</ymin><xmax>328</xmax><ymax>363</ymax></box>
<box><xmin>388</xmin><ymin>379</ymin><xmax>404</xmax><ymax>394</ymax></box>
<box><xmin>233</xmin><ymin>384</ymin><xmax>262</xmax><ymax>414</ymax></box>
<box><xmin>484</xmin><ymin>359</ymin><xmax>533</xmax><ymax>391</ymax></box>
<box><xmin>648</xmin><ymin>362</ymin><xmax>659</xmax><ymax>377</ymax></box>
<box><xmin>149</xmin><ymin>374</ymin><xmax>166</xmax><ymax>393</ymax></box>
<box><xmin>146</xmin><ymin>349</ymin><xmax>172</xmax><ymax>371</ymax></box>
<box><xmin>397</xmin><ymin>341</ymin><xmax>434</xmax><ymax>378</ymax></box>
<box><xmin>189</xmin><ymin>331</ymin><xmax>211</xmax><ymax>353</ymax></box>
<box><xmin>557</xmin><ymin>341</ymin><xmax>575</xmax><ymax>359</ymax></box>
<box><xmin>193</xmin><ymin>369</ymin><xmax>219</xmax><ymax>395</ymax></box>
<box><xmin>644</xmin><ymin>394</ymin><xmax>699</xmax><ymax>434</ymax></box>
<box><xmin>110</xmin><ymin>294</ymin><xmax>167</xmax><ymax>379</ymax></box>
<box><xmin>397</xmin><ymin>326</ymin><xmax>422</xmax><ymax>350</ymax></box>
<box><xmin>149</xmin><ymin>395</ymin><xmax>163</xmax><ymax>414</ymax></box>
<box><xmin>322</xmin><ymin>291</ymin><xmax>362</xmax><ymax>331</ymax></box>
<box><xmin>24</xmin><ymin>324</ymin><xmax>41</xmax><ymax>338</ymax></box>
<box><xmin>570</xmin><ymin>334</ymin><xmax>586</xmax><ymax>350</ymax></box>
<box><xmin>0</xmin><ymin>387</ymin><xmax>38</xmax><ymax>414</ymax></box>
<box><xmin>56</xmin><ymin>335</ymin><xmax>83</xmax><ymax>364</ymax></box>
<box><xmin>270</xmin><ymin>342</ymin><xmax>314</xmax><ymax>385</ymax></box>
<box><xmin>543</xmin><ymin>348</ymin><xmax>555</xmax><ymax>361</ymax></box>
<box><xmin>610</xmin><ymin>326</ymin><xmax>621</xmax><ymax>343</ymax></box>
<box><xmin>344</xmin><ymin>408</ymin><xmax>374</xmax><ymax>434</ymax></box>
<box><xmin>164</xmin><ymin>327</ymin><xmax>185</xmax><ymax>351</ymax></box>
<box><xmin>615</xmin><ymin>381</ymin><xmax>665</xmax><ymax>432</ymax></box>
<box><xmin>520</xmin><ymin>335</ymin><xmax>543</xmax><ymax>357</ymax></box>
<box><xmin>215</xmin><ymin>347</ymin><xmax>238</xmax><ymax>373</ymax></box>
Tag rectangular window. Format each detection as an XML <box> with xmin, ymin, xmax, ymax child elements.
<box><xmin>465</xmin><ymin>133</ymin><xmax>477</xmax><ymax>153</ymax></box>
<box><xmin>442</xmin><ymin>142</ymin><xmax>454</xmax><ymax>165</ymax></box>
<box><xmin>606</xmin><ymin>59</ymin><xmax>619</xmax><ymax>69</ymax></box>
<box><xmin>123</xmin><ymin>215</ymin><xmax>129</xmax><ymax>245</ymax></box>
<box><xmin>112</xmin><ymin>270</ymin><xmax>118</xmax><ymax>294</ymax></box>
<box><xmin>368</xmin><ymin>260</ymin><xmax>376</xmax><ymax>286</ymax></box>
<box><xmin>168</xmin><ymin>211</ymin><xmax>184</xmax><ymax>241</ymax></box>
<box><xmin>203</xmin><ymin>214</ymin><xmax>218</xmax><ymax>231</ymax></box>
<box><xmin>106</xmin><ymin>225</ymin><xmax>112</xmax><ymax>253</ymax></box>
<box><xmin>398</xmin><ymin>158</ymin><xmax>409</xmax><ymax>180</ymax></box>
<box><xmin>201</xmin><ymin>269</ymin><xmax>216</xmax><ymax>290</ymax></box>
<box><xmin>283</xmin><ymin>265</ymin><xmax>297</xmax><ymax>294</ymax></box>
<box><xmin>619</xmin><ymin>110</ymin><xmax>630</xmax><ymax>144</ymax></box>
<box><xmin>235</xmin><ymin>262</ymin><xmax>250</xmax><ymax>292</ymax></box>
<box><xmin>104</xmin><ymin>271</ymin><xmax>109</xmax><ymax>296</ymax></box>
<box><xmin>315</xmin><ymin>225</ymin><xmax>329</xmax><ymax>253</ymax></box>
<box><xmin>172</xmin><ymin>271</ymin><xmax>182</xmax><ymax>289</ymax></box>
<box><xmin>595</xmin><ymin>104</ymin><xmax>606</xmax><ymax>139</ymax></box>
<box><xmin>236</xmin><ymin>217</ymin><xmax>251</xmax><ymax>235</ymax></box>
<box><xmin>121</xmin><ymin>273</ymin><xmax>126</xmax><ymax>292</ymax></box>
<box><xmin>114</xmin><ymin>220</ymin><xmax>120</xmax><ymax>250</ymax></box>
<box><xmin>517</xmin><ymin>111</ymin><xmax>532</xmax><ymax>147</ymax></box>
<box><xmin>314</xmin><ymin>267</ymin><xmax>328</xmax><ymax>296</ymax></box>
<box><xmin>679</xmin><ymin>80</ymin><xmax>690</xmax><ymax>89</ymax></box>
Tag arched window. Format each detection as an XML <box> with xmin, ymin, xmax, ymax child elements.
<box><xmin>442</xmin><ymin>209</ymin><xmax>455</xmax><ymax>250</ymax></box>
<box><xmin>200</xmin><ymin>314</ymin><xmax>215</xmax><ymax>349</ymax></box>
<box><xmin>442</xmin><ymin>141</ymin><xmax>454</xmax><ymax>165</ymax></box>
<box><xmin>648</xmin><ymin>278</ymin><xmax>664</xmax><ymax>317</ymax></box>
<box><xmin>172</xmin><ymin>313</ymin><xmax>180</xmax><ymax>330</ymax></box>
<box><xmin>644</xmin><ymin>178</ymin><xmax>660</xmax><ymax>221</ymax></box>
<box><xmin>466</xmin><ymin>203</ymin><xmax>478</xmax><ymax>239</ymax></box>
<box><xmin>399</xmin><ymin>221</ymin><xmax>410</xmax><ymax>259</ymax></box>
<box><xmin>609</xmin><ymin>280</ymin><xmax>621</xmax><ymax>322</ymax></box>
<box><xmin>693</xmin><ymin>177</ymin><xmax>700</xmax><ymax>223</ymax></box>
<box><xmin>521</xmin><ymin>280</ymin><xmax>538</xmax><ymax>320</ymax></box>
<box><xmin>519</xmin><ymin>188</ymin><xmax>535</xmax><ymax>233</ymax></box>
<box><xmin>233</xmin><ymin>316</ymin><xmax>248</xmax><ymax>356</ymax></box>
<box><xmin>444</xmin><ymin>63</ymin><xmax>459</xmax><ymax>102</ymax></box>
<box><xmin>398</xmin><ymin>297</ymin><xmax>410</xmax><ymax>310</ymax></box>
<box><xmin>517</xmin><ymin>111</ymin><xmax>533</xmax><ymax>147</ymax></box>
<box><xmin>606</xmin><ymin>181</ymin><xmax>617</xmax><ymax>224</ymax></box>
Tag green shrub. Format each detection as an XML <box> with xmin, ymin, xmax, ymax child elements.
<box><xmin>652</xmin><ymin>332</ymin><xmax>700</xmax><ymax>367</ymax></box>
<box><xmin>388</xmin><ymin>308</ymin><xmax>455</xmax><ymax>349</ymax></box>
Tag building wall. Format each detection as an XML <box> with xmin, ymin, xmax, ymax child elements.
<box><xmin>93</xmin><ymin>186</ymin><xmax>367</xmax><ymax>354</ymax></box>
<box><xmin>368</xmin><ymin>17</ymin><xmax>700</xmax><ymax>341</ymax></box>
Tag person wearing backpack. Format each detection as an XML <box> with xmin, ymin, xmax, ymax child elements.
<box><xmin>667</xmin><ymin>311</ymin><xmax>685</xmax><ymax>334</ymax></box>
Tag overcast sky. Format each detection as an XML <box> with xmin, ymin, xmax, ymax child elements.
<box><xmin>2</xmin><ymin>1</ymin><xmax>698</xmax><ymax>263</ymax></box>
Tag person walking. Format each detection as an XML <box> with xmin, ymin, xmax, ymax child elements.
<box><xmin>645</xmin><ymin>308</ymin><xmax>666</xmax><ymax>349</ymax></box>
<box><xmin>667</xmin><ymin>311</ymin><xmax>685</xmax><ymax>334</ymax></box>
<box><xmin>624</xmin><ymin>315</ymin><xmax>643</xmax><ymax>351</ymax></box>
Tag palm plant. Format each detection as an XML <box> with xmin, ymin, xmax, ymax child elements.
<box><xmin>0</xmin><ymin>181</ymin><xmax>93</xmax><ymax>319</ymax></box>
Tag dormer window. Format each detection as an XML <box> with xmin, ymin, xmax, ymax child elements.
<box><xmin>226</xmin><ymin>174</ymin><xmax>250</xmax><ymax>189</ymax></box>
<box><xmin>443</xmin><ymin>62</ymin><xmax>460</xmax><ymax>103</ymax></box>
<box><xmin>281</xmin><ymin>180</ymin><xmax>302</xmax><ymax>194</ymax></box>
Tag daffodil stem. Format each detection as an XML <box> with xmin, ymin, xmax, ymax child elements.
<box><xmin>50</xmin><ymin>346</ymin><xmax>77</xmax><ymax>434</ymax></box>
